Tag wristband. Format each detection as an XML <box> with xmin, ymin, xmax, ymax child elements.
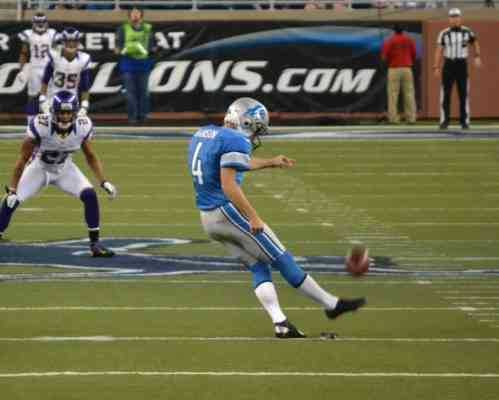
<box><xmin>81</xmin><ymin>100</ymin><xmax>89</xmax><ymax>110</ymax></box>
<box><xmin>39</xmin><ymin>94</ymin><xmax>47</xmax><ymax>103</ymax></box>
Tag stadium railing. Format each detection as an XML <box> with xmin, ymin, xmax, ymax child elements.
<box><xmin>15</xmin><ymin>0</ymin><xmax>496</xmax><ymax>13</ymax></box>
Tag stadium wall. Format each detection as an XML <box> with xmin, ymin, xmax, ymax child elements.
<box><xmin>1</xmin><ymin>9</ymin><xmax>498</xmax><ymax>124</ymax></box>
<box><xmin>423</xmin><ymin>19</ymin><xmax>499</xmax><ymax>119</ymax></box>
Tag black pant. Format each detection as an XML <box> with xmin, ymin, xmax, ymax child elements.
<box><xmin>441</xmin><ymin>59</ymin><xmax>469</xmax><ymax>126</ymax></box>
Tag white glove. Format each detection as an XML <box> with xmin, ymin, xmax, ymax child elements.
<box><xmin>77</xmin><ymin>100</ymin><xmax>89</xmax><ymax>117</ymax></box>
<box><xmin>4</xmin><ymin>187</ymin><xmax>19</xmax><ymax>208</ymax></box>
<box><xmin>39</xmin><ymin>95</ymin><xmax>50</xmax><ymax>114</ymax></box>
<box><xmin>101</xmin><ymin>181</ymin><xmax>117</xmax><ymax>200</ymax></box>
<box><xmin>16</xmin><ymin>64</ymin><xmax>30</xmax><ymax>85</ymax></box>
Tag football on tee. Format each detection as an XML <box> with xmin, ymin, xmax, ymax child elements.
<box><xmin>346</xmin><ymin>245</ymin><xmax>369</xmax><ymax>277</ymax></box>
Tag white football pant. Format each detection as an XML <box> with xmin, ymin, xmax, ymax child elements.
<box><xmin>17</xmin><ymin>159</ymin><xmax>93</xmax><ymax>202</ymax></box>
<box><xmin>27</xmin><ymin>66</ymin><xmax>44</xmax><ymax>97</ymax></box>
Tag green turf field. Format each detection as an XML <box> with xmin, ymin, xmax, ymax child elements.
<box><xmin>1</xmin><ymin>137</ymin><xmax>499</xmax><ymax>399</ymax></box>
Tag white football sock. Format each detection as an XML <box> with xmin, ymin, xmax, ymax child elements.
<box><xmin>254</xmin><ymin>282</ymin><xmax>287</xmax><ymax>324</ymax></box>
<box><xmin>298</xmin><ymin>275</ymin><xmax>338</xmax><ymax>310</ymax></box>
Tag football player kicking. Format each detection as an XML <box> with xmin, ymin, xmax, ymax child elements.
<box><xmin>188</xmin><ymin>98</ymin><xmax>366</xmax><ymax>338</ymax></box>
<box><xmin>39</xmin><ymin>27</ymin><xmax>92</xmax><ymax>118</ymax></box>
<box><xmin>0</xmin><ymin>90</ymin><xmax>117</xmax><ymax>257</ymax></box>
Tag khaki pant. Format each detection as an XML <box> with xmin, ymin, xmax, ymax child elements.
<box><xmin>387</xmin><ymin>67</ymin><xmax>416</xmax><ymax>124</ymax></box>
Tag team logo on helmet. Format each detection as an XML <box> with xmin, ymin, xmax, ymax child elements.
<box><xmin>224</xmin><ymin>98</ymin><xmax>269</xmax><ymax>148</ymax></box>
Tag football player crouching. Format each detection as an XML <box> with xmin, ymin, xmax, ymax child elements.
<box><xmin>0</xmin><ymin>90</ymin><xmax>117</xmax><ymax>257</ymax></box>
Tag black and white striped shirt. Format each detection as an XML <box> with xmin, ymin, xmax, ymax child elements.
<box><xmin>437</xmin><ymin>26</ymin><xmax>476</xmax><ymax>60</ymax></box>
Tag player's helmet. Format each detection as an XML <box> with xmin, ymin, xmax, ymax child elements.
<box><xmin>51</xmin><ymin>90</ymin><xmax>79</xmax><ymax>132</ymax></box>
<box><xmin>61</xmin><ymin>27</ymin><xmax>82</xmax><ymax>55</ymax></box>
<box><xmin>32</xmin><ymin>12</ymin><xmax>48</xmax><ymax>34</ymax></box>
<box><xmin>224</xmin><ymin>97</ymin><xmax>269</xmax><ymax>149</ymax></box>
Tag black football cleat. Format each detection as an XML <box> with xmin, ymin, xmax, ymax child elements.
<box><xmin>274</xmin><ymin>319</ymin><xmax>307</xmax><ymax>339</ymax></box>
<box><xmin>90</xmin><ymin>242</ymin><xmax>115</xmax><ymax>257</ymax></box>
<box><xmin>439</xmin><ymin>122</ymin><xmax>449</xmax><ymax>130</ymax></box>
<box><xmin>325</xmin><ymin>298</ymin><xmax>366</xmax><ymax>320</ymax></box>
<box><xmin>461</xmin><ymin>123</ymin><xmax>470</xmax><ymax>130</ymax></box>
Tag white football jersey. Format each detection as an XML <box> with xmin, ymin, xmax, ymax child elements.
<box><xmin>46</xmin><ymin>49</ymin><xmax>91</xmax><ymax>97</ymax></box>
<box><xmin>27</xmin><ymin>114</ymin><xmax>94</xmax><ymax>172</ymax></box>
<box><xmin>18</xmin><ymin>28</ymin><xmax>58</xmax><ymax>69</ymax></box>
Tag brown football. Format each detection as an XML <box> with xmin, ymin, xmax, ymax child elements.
<box><xmin>346</xmin><ymin>245</ymin><xmax>370</xmax><ymax>277</ymax></box>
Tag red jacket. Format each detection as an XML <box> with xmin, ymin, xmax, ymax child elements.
<box><xmin>382</xmin><ymin>33</ymin><xmax>416</xmax><ymax>68</ymax></box>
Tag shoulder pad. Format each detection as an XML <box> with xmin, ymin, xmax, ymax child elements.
<box><xmin>29</xmin><ymin>114</ymin><xmax>51</xmax><ymax>140</ymax></box>
<box><xmin>18</xmin><ymin>30</ymin><xmax>30</xmax><ymax>42</ymax></box>
<box><xmin>80</xmin><ymin>52</ymin><xmax>92</xmax><ymax>68</ymax></box>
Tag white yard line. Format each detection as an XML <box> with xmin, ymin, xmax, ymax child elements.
<box><xmin>0</xmin><ymin>370</ymin><xmax>498</xmax><ymax>378</ymax></box>
<box><xmin>1</xmin><ymin>336</ymin><xmax>499</xmax><ymax>343</ymax></box>
<box><xmin>0</xmin><ymin>279</ymin><xmax>441</xmax><ymax>285</ymax></box>
<box><xmin>437</xmin><ymin>291</ymin><xmax>499</xmax><ymax>294</ymax></box>
<box><xmin>11</xmin><ymin>222</ymin><xmax>499</xmax><ymax>228</ymax></box>
<box><xmin>3</xmin><ymin>222</ymin><xmax>338</xmax><ymax>227</ymax></box>
<box><xmin>468</xmin><ymin>313</ymin><xmax>499</xmax><ymax>316</ymax></box>
<box><xmin>445</xmin><ymin>297</ymin><xmax>499</xmax><ymax>300</ymax></box>
<box><xmin>433</xmin><ymin>285</ymin><xmax>499</xmax><ymax>288</ymax></box>
<box><xmin>0</xmin><ymin>306</ymin><xmax>495</xmax><ymax>312</ymax></box>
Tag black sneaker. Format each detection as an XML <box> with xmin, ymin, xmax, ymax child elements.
<box><xmin>274</xmin><ymin>319</ymin><xmax>306</xmax><ymax>339</ymax></box>
<box><xmin>439</xmin><ymin>122</ymin><xmax>449</xmax><ymax>130</ymax></box>
<box><xmin>325</xmin><ymin>298</ymin><xmax>366</xmax><ymax>320</ymax></box>
<box><xmin>90</xmin><ymin>242</ymin><xmax>115</xmax><ymax>257</ymax></box>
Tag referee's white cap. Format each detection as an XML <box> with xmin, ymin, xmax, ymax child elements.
<box><xmin>449</xmin><ymin>8</ymin><xmax>462</xmax><ymax>17</ymax></box>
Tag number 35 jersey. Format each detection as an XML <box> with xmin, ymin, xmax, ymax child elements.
<box><xmin>44</xmin><ymin>50</ymin><xmax>91</xmax><ymax>97</ymax></box>
<box><xmin>27</xmin><ymin>114</ymin><xmax>94</xmax><ymax>172</ymax></box>
<box><xmin>188</xmin><ymin>125</ymin><xmax>253</xmax><ymax>211</ymax></box>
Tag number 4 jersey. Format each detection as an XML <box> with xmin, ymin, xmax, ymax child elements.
<box><xmin>43</xmin><ymin>49</ymin><xmax>92</xmax><ymax>97</ymax></box>
<box><xmin>28</xmin><ymin>114</ymin><xmax>95</xmax><ymax>172</ymax></box>
<box><xmin>188</xmin><ymin>125</ymin><xmax>253</xmax><ymax>211</ymax></box>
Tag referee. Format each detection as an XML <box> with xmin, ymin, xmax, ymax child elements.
<box><xmin>434</xmin><ymin>8</ymin><xmax>482</xmax><ymax>129</ymax></box>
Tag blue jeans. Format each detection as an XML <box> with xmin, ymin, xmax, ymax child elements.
<box><xmin>122</xmin><ymin>71</ymin><xmax>150</xmax><ymax>123</ymax></box>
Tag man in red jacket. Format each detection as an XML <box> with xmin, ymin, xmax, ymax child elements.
<box><xmin>381</xmin><ymin>24</ymin><xmax>417</xmax><ymax>124</ymax></box>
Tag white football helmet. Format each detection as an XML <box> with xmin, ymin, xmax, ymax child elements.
<box><xmin>224</xmin><ymin>97</ymin><xmax>269</xmax><ymax>148</ymax></box>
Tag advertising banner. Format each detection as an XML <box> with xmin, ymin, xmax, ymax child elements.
<box><xmin>0</xmin><ymin>20</ymin><xmax>422</xmax><ymax>115</ymax></box>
